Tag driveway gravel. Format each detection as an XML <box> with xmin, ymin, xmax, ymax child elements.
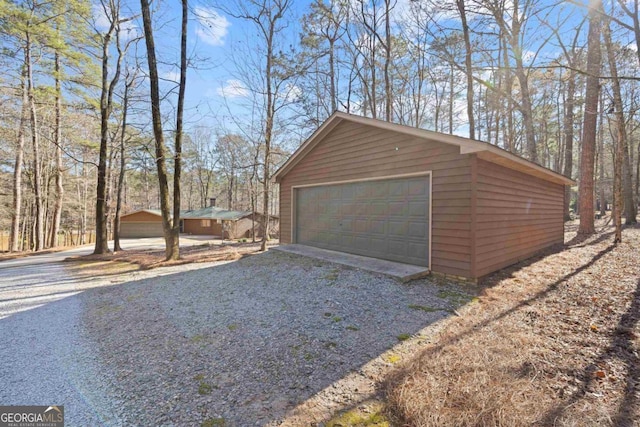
<box><xmin>0</xmin><ymin>258</ymin><xmax>225</xmax><ymax>426</ymax></box>
<box><xmin>80</xmin><ymin>250</ymin><xmax>474</xmax><ymax>426</ymax></box>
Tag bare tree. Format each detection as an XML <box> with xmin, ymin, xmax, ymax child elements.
<box><xmin>578</xmin><ymin>0</ymin><xmax>603</xmax><ymax>235</ymax></box>
<box><xmin>113</xmin><ymin>67</ymin><xmax>139</xmax><ymax>252</ymax></box>
<box><xmin>139</xmin><ymin>0</ymin><xmax>188</xmax><ymax>260</ymax></box>
<box><xmin>456</xmin><ymin>0</ymin><xmax>475</xmax><ymax>139</ymax></box>
<box><xmin>94</xmin><ymin>0</ymin><xmax>131</xmax><ymax>254</ymax></box>
<box><xmin>219</xmin><ymin>0</ymin><xmax>294</xmax><ymax>251</ymax></box>
<box><xmin>10</xmin><ymin>67</ymin><xmax>28</xmax><ymax>252</ymax></box>
<box><xmin>140</xmin><ymin>0</ymin><xmax>174</xmax><ymax>259</ymax></box>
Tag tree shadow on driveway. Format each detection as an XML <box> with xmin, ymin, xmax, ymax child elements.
<box><xmin>80</xmin><ymin>250</ymin><xmax>474</xmax><ymax>426</ymax></box>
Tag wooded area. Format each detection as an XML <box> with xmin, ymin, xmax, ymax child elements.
<box><xmin>0</xmin><ymin>0</ymin><xmax>638</xmax><ymax>256</ymax></box>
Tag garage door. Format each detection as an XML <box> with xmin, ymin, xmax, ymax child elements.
<box><xmin>295</xmin><ymin>175</ymin><xmax>430</xmax><ymax>267</ymax></box>
<box><xmin>120</xmin><ymin>222</ymin><xmax>164</xmax><ymax>238</ymax></box>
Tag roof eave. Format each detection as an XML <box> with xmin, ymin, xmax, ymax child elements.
<box><xmin>273</xmin><ymin>112</ymin><xmax>575</xmax><ymax>186</ymax></box>
<box><xmin>462</xmin><ymin>146</ymin><xmax>575</xmax><ymax>186</ymax></box>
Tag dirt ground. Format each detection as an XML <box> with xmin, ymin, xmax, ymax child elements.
<box><xmin>382</xmin><ymin>219</ymin><xmax>640</xmax><ymax>426</ymax></box>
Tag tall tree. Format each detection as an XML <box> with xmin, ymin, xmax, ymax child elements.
<box><xmin>300</xmin><ymin>0</ymin><xmax>345</xmax><ymax>124</ymax></box>
<box><xmin>94</xmin><ymin>0</ymin><xmax>128</xmax><ymax>254</ymax></box>
<box><xmin>171</xmin><ymin>0</ymin><xmax>188</xmax><ymax>259</ymax></box>
<box><xmin>555</xmin><ymin>22</ymin><xmax>585</xmax><ymax>220</ymax></box>
<box><xmin>113</xmin><ymin>68</ymin><xmax>137</xmax><ymax>252</ymax></box>
<box><xmin>221</xmin><ymin>0</ymin><xmax>294</xmax><ymax>251</ymax></box>
<box><xmin>456</xmin><ymin>0</ymin><xmax>475</xmax><ymax>139</ymax></box>
<box><xmin>139</xmin><ymin>0</ymin><xmax>185</xmax><ymax>260</ymax></box>
<box><xmin>25</xmin><ymin>22</ymin><xmax>44</xmax><ymax>250</ymax></box>
<box><xmin>578</xmin><ymin>0</ymin><xmax>603</xmax><ymax>235</ymax></box>
<box><xmin>10</xmin><ymin>66</ymin><xmax>28</xmax><ymax>252</ymax></box>
<box><xmin>48</xmin><ymin>0</ymin><xmax>91</xmax><ymax>247</ymax></box>
<box><xmin>603</xmin><ymin>12</ymin><xmax>635</xmax><ymax>240</ymax></box>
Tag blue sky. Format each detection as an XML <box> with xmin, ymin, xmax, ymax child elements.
<box><xmin>92</xmin><ymin>0</ymin><xmax>603</xmax><ymax>138</ymax></box>
<box><xmin>93</xmin><ymin>0</ymin><xmax>309</xmax><ymax>131</ymax></box>
<box><xmin>138</xmin><ymin>1</ymin><xmax>309</xmax><ymax>130</ymax></box>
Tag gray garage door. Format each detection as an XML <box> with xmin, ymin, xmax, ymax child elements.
<box><xmin>295</xmin><ymin>175</ymin><xmax>430</xmax><ymax>267</ymax></box>
<box><xmin>120</xmin><ymin>222</ymin><xmax>164</xmax><ymax>238</ymax></box>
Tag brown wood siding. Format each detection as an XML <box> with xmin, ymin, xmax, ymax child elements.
<box><xmin>474</xmin><ymin>159</ymin><xmax>564</xmax><ymax>277</ymax></box>
<box><xmin>279</xmin><ymin>121</ymin><xmax>472</xmax><ymax>278</ymax></box>
<box><xmin>183</xmin><ymin>219</ymin><xmax>222</xmax><ymax>236</ymax></box>
<box><xmin>121</xmin><ymin>211</ymin><xmax>162</xmax><ymax>222</ymax></box>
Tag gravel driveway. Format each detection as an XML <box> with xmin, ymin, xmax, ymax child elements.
<box><xmin>0</xmin><ymin>258</ymin><xmax>225</xmax><ymax>426</ymax></box>
<box><xmin>80</xmin><ymin>250</ymin><xmax>474</xmax><ymax>426</ymax></box>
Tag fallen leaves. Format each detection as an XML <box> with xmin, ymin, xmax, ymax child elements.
<box><xmin>385</xmin><ymin>220</ymin><xmax>640</xmax><ymax>426</ymax></box>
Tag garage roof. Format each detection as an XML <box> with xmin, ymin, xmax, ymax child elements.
<box><xmin>121</xmin><ymin>209</ymin><xmax>164</xmax><ymax>218</ymax></box>
<box><xmin>273</xmin><ymin>112</ymin><xmax>575</xmax><ymax>186</ymax></box>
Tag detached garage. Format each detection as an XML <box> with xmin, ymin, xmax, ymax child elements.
<box><xmin>274</xmin><ymin>112</ymin><xmax>575</xmax><ymax>281</ymax></box>
<box><xmin>120</xmin><ymin>209</ymin><xmax>164</xmax><ymax>237</ymax></box>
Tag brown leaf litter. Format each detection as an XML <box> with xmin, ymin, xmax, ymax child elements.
<box><xmin>383</xmin><ymin>220</ymin><xmax>640</xmax><ymax>426</ymax></box>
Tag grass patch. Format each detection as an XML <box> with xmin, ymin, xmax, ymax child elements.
<box><xmin>437</xmin><ymin>289</ymin><xmax>472</xmax><ymax>306</ymax></box>
<box><xmin>346</xmin><ymin>325</ymin><xmax>360</xmax><ymax>331</ymax></box>
<box><xmin>397</xmin><ymin>333</ymin><xmax>411</xmax><ymax>342</ymax></box>
<box><xmin>198</xmin><ymin>381</ymin><xmax>214</xmax><ymax>395</ymax></box>
<box><xmin>385</xmin><ymin>353</ymin><xmax>402</xmax><ymax>364</ymax></box>
<box><xmin>227</xmin><ymin>323</ymin><xmax>238</xmax><ymax>331</ymax></box>
<box><xmin>324</xmin><ymin>268</ymin><xmax>340</xmax><ymax>282</ymax></box>
<box><xmin>190</xmin><ymin>334</ymin><xmax>206</xmax><ymax>344</ymax></box>
<box><xmin>326</xmin><ymin>402</ymin><xmax>390</xmax><ymax>427</ymax></box>
<box><xmin>332</xmin><ymin>316</ymin><xmax>343</xmax><ymax>323</ymax></box>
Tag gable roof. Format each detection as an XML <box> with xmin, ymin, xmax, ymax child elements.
<box><xmin>273</xmin><ymin>112</ymin><xmax>575</xmax><ymax>186</ymax></box>
<box><xmin>121</xmin><ymin>209</ymin><xmax>164</xmax><ymax>218</ymax></box>
<box><xmin>181</xmin><ymin>206</ymin><xmax>252</xmax><ymax>221</ymax></box>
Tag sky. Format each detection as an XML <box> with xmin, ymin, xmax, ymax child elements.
<box><xmin>93</xmin><ymin>0</ymin><xmax>598</xmax><ymax>140</ymax></box>
<box><xmin>119</xmin><ymin>0</ymin><xmax>311</xmax><ymax>133</ymax></box>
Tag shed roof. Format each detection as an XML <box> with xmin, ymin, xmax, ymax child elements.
<box><xmin>273</xmin><ymin>112</ymin><xmax>575</xmax><ymax>186</ymax></box>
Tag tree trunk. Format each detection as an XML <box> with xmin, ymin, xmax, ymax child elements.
<box><xmin>113</xmin><ymin>74</ymin><xmax>132</xmax><ymax>252</ymax></box>
<box><xmin>10</xmin><ymin>66</ymin><xmax>28</xmax><ymax>253</ymax></box>
<box><xmin>169</xmin><ymin>0</ymin><xmax>188</xmax><ymax>261</ymax></box>
<box><xmin>140</xmin><ymin>0</ymin><xmax>175</xmax><ymax>260</ymax></box>
<box><xmin>578</xmin><ymin>1</ymin><xmax>602</xmax><ymax>235</ymax></box>
<box><xmin>513</xmin><ymin>54</ymin><xmax>537</xmax><ymax>162</ymax></box>
<box><xmin>603</xmin><ymin>15</ymin><xmax>635</xmax><ymax>235</ymax></box>
<box><xmin>26</xmin><ymin>31</ymin><xmax>44</xmax><ymax>251</ymax></box>
<box><xmin>329</xmin><ymin>38</ymin><xmax>336</xmax><ymax>113</ymax></box>
<box><xmin>457</xmin><ymin>0</ymin><xmax>475</xmax><ymax>140</ymax></box>
<box><xmin>261</xmin><ymin>23</ymin><xmax>275</xmax><ymax>252</ymax></box>
<box><xmin>598</xmin><ymin>90</ymin><xmax>606</xmax><ymax>218</ymax></box>
<box><xmin>563</xmin><ymin>68</ymin><xmax>575</xmax><ymax>221</ymax></box>
<box><xmin>383</xmin><ymin>0</ymin><xmax>392</xmax><ymax>121</ymax></box>
<box><xmin>94</xmin><ymin>19</ymin><xmax>115</xmax><ymax>254</ymax></box>
<box><xmin>51</xmin><ymin>48</ymin><xmax>64</xmax><ymax>248</ymax></box>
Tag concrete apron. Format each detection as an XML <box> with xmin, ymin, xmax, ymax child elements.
<box><xmin>272</xmin><ymin>244</ymin><xmax>430</xmax><ymax>282</ymax></box>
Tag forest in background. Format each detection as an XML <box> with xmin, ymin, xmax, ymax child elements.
<box><xmin>0</xmin><ymin>0</ymin><xmax>638</xmax><ymax>253</ymax></box>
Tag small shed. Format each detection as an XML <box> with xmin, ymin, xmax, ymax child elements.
<box><xmin>274</xmin><ymin>112</ymin><xmax>575</xmax><ymax>281</ymax></box>
<box><xmin>181</xmin><ymin>206</ymin><xmax>278</xmax><ymax>239</ymax></box>
<box><xmin>120</xmin><ymin>209</ymin><xmax>164</xmax><ymax>238</ymax></box>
